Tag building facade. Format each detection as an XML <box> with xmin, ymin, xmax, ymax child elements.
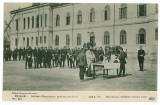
<box><xmin>10</xmin><ymin>3</ymin><xmax>158</xmax><ymax>55</ymax></box>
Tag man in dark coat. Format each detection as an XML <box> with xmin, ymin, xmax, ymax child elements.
<box><xmin>61</xmin><ymin>48</ymin><xmax>67</xmax><ymax>68</ymax></box>
<box><xmin>54</xmin><ymin>48</ymin><xmax>59</xmax><ymax>67</ymax></box>
<box><xmin>105</xmin><ymin>47</ymin><xmax>112</xmax><ymax>62</ymax></box>
<box><xmin>25</xmin><ymin>47</ymin><xmax>32</xmax><ymax>69</ymax></box>
<box><xmin>118</xmin><ymin>47</ymin><xmax>127</xmax><ymax>77</ymax></box>
<box><xmin>137</xmin><ymin>46</ymin><xmax>145</xmax><ymax>71</ymax></box>
<box><xmin>77</xmin><ymin>48</ymin><xmax>87</xmax><ymax>81</ymax></box>
<box><xmin>33</xmin><ymin>47</ymin><xmax>38</xmax><ymax>69</ymax></box>
<box><xmin>51</xmin><ymin>48</ymin><xmax>55</xmax><ymax>67</ymax></box>
<box><xmin>98</xmin><ymin>47</ymin><xmax>104</xmax><ymax>61</ymax></box>
<box><xmin>47</xmin><ymin>47</ymin><xmax>52</xmax><ymax>68</ymax></box>
<box><xmin>22</xmin><ymin>47</ymin><xmax>26</xmax><ymax>60</ymax></box>
<box><xmin>18</xmin><ymin>47</ymin><xmax>23</xmax><ymax>60</ymax></box>
<box><xmin>37</xmin><ymin>47</ymin><xmax>42</xmax><ymax>68</ymax></box>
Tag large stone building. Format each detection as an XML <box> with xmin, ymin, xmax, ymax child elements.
<box><xmin>9</xmin><ymin>3</ymin><xmax>158</xmax><ymax>55</ymax></box>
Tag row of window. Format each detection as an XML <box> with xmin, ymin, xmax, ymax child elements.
<box><xmin>54</xmin><ymin>28</ymin><xmax>158</xmax><ymax>46</ymax></box>
<box><xmin>15</xmin><ymin>4</ymin><xmax>158</xmax><ymax>30</ymax></box>
<box><xmin>15</xmin><ymin>28</ymin><xmax>158</xmax><ymax>47</ymax></box>
<box><xmin>15</xmin><ymin>36</ymin><xmax>47</xmax><ymax>47</ymax></box>
<box><xmin>55</xmin><ymin>4</ymin><xmax>158</xmax><ymax>26</ymax></box>
<box><xmin>15</xmin><ymin>14</ymin><xmax>47</xmax><ymax>30</ymax></box>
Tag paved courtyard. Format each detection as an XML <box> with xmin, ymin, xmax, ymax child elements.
<box><xmin>3</xmin><ymin>59</ymin><xmax>157</xmax><ymax>91</ymax></box>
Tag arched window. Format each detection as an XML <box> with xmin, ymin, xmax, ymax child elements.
<box><xmin>66</xmin><ymin>35</ymin><xmax>70</xmax><ymax>45</ymax></box>
<box><xmin>155</xmin><ymin>28</ymin><xmax>158</xmax><ymax>40</ymax></box>
<box><xmin>90</xmin><ymin>8</ymin><xmax>95</xmax><ymax>22</ymax></box>
<box><xmin>44</xmin><ymin>36</ymin><xmax>46</xmax><ymax>44</ymax></box>
<box><xmin>137</xmin><ymin>28</ymin><xmax>146</xmax><ymax>44</ymax></box>
<box><xmin>104</xmin><ymin>6</ymin><xmax>110</xmax><ymax>20</ymax></box>
<box><xmin>66</xmin><ymin>13</ymin><xmax>70</xmax><ymax>25</ymax></box>
<box><xmin>77</xmin><ymin>10</ymin><xmax>82</xmax><ymax>24</ymax></box>
<box><xmin>120</xmin><ymin>30</ymin><xmax>127</xmax><ymax>44</ymax></box>
<box><xmin>77</xmin><ymin>33</ymin><xmax>81</xmax><ymax>45</ymax></box>
<box><xmin>56</xmin><ymin>14</ymin><xmax>60</xmax><ymax>26</ymax></box>
<box><xmin>55</xmin><ymin>35</ymin><xmax>59</xmax><ymax>46</ymax></box>
<box><xmin>119</xmin><ymin>3</ymin><xmax>127</xmax><ymax>19</ymax></box>
<box><xmin>104</xmin><ymin>31</ymin><xmax>110</xmax><ymax>45</ymax></box>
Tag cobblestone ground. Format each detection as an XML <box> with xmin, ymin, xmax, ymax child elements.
<box><xmin>3</xmin><ymin>58</ymin><xmax>157</xmax><ymax>91</ymax></box>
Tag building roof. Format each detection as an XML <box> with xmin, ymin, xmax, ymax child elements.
<box><xmin>10</xmin><ymin>3</ymin><xmax>70</xmax><ymax>14</ymax></box>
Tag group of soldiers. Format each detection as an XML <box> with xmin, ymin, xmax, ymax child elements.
<box><xmin>4</xmin><ymin>45</ymin><xmax>122</xmax><ymax>69</ymax></box>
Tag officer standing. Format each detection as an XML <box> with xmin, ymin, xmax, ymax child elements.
<box><xmin>43</xmin><ymin>47</ymin><xmax>47</xmax><ymax>68</ymax></box>
<box><xmin>47</xmin><ymin>47</ymin><xmax>52</xmax><ymax>68</ymax></box>
<box><xmin>67</xmin><ymin>48</ymin><xmax>70</xmax><ymax>68</ymax></box>
<box><xmin>18</xmin><ymin>47</ymin><xmax>23</xmax><ymax>60</ymax></box>
<box><xmin>37</xmin><ymin>47</ymin><xmax>42</xmax><ymax>68</ymax></box>
<box><xmin>137</xmin><ymin>46</ymin><xmax>145</xmax><ymax>71</ymax></box>
<box><xmin>51</xmin><ymin>48</ymin><xmax>55</xmax><ymax>68</ymax></box>
<box><xmin>25</xmin><ymin>47</ymin><xmax>32</xmax><ymax>69</ymax></box>
<box><xmin>98</xmin><ymin>47</ymin><xmax>104</xmax><ymax>61</ymax></box>
<box><xmin>118</xmin><ymin>47</ymin><xmax>127</xmax><ymax>77</ymax></box>
<box><xmin>8</xmin><ymin>48</ymin><xmax>12</xmax><ymax>61</ymax></box>
<box><xmin>22</xmin><ymin>47</ymin><xmax>26</xmax><ymax>60</ymax></box>
<box><xmin>61</xmin><ymin>48</ymin><xmax>67</xmax><ymax>68</ymax></box>
<box><xmin>105</xmin><ymin>47</ymin><xmax>111</xmax><ymax>62</ymax></box>
<box><xmin>77</xmin><ymin>48</ymin><xmax>87</xmax><ymax>81</ymax></box>
<box><xmin>54</xmin><ymin>48</ymin><xmax>59</xmax><ymax>67</ymax></box>
<box><xmin>33</xmin><ymin>47</ymin><xmax>38</xmax><ymax>69</ymax></box>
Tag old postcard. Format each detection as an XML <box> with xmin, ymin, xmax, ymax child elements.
<box><xmin>3</xmin><ymin>2</ymin><xmax>158</xmax><ymax>102</ymax></box>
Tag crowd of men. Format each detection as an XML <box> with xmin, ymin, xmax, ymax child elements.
<box><xmin>4</xmin><ymin>45</ymin><xmax>122</xmax><ymax>69</ymax></box>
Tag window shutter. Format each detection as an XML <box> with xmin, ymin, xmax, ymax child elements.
<box><xmin>137</xmin><ymin>5</ymin><xmax>139</xmax><ymax>17</ymax></box>
<box><xmin>108</xmin><ymin>9</ymin><xmax>110</xmax><ymax>20</ymax></box>
<box><xmin>144</xmin><ymin>4</ymin><xmax>147</xmax><ymax>16</ymax></box>
<box><xmin>119</xmin><ymin>8</ymin><xmax>121</xmax><ymax>19</ymax></box>
<box><xmin>125</xmin><ymin>7</ymin><xmax>127</xmax><ymax>18</ymax></box>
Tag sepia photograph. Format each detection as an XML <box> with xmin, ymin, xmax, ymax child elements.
<box><xmin>3</xmin><ymin>2</ymin><xmax>158</xmax><ymax>102</ymax></box>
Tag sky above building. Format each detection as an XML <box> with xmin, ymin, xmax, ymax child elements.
<box><xmin>4</xmin><ymin>3</ymin><xmax>31</xmax><ymax>23</ymax></box>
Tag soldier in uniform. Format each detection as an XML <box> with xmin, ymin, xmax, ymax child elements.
<box><xmin>8</xmin><ymin>48</ymin><xmax>12</xmax><ymax>61</ymax></box>
<box><xmin>77</xmin><ymin>48</ymin><xmax>87</xmax><ymax>81</ymax></box>
<box><xmin>61</xmin><ymin>48</ymin><xmax>67</xmax><ymax>68</ymax></box>
<box><xmin>47</xmin><ymin>47</ymin><xmax>52</xmax><ymax>68</ymax></box>
<box><xmin>18</xmin><ymin>47</ymin><xmax>23</xmax><ymax>60</ymax></box>
<box><xmin>104</xmin><ymin>46</ymin><xmax>112</xmax><ymax>62</ymax></box>
<box><xmin>25</xmin><ymin>46</ymin><xmax>33</xmax><ymax>69</ymax></box>
<box><xmin>22</xmin><ymin>47</ymin><xmax>26</xmax><ymax>60</ymax></box>
<box><xmin>54</xmin><ymin>48</ymin><xmax>59</xmax><ymax>67</ymax></box>
<box><xmin>73</xmin><ymin>48</ymin><xmax>80</xmax><ymax>68</ymax></box>
<box><xmin>66</xmin><ymin>48</ymin><xmax>70</xmax><ymax>68</ymax></box>
<box><xmin>118</xmin><ymin>47</ymin><xmax>127</xmax><ymax>77</ymax></box>
<box><xmin>68</xmin><ymin>49</ymin><xmax>74</xmax><ymax>68</ymax></box>
<box><xmin>51</xmin><ymin>48</ymin><xmax>55</xmax><ymax>68</ymax></box>
<box><xmin>13</xmin><ymin>48</ymin><xmax>17</xmax><ymax>61</ymax></box>
<box><xmin>137</xmin><ymin>46</ymin><xmax>145</xmax><ymax>71</ymax></box>
<box><xmin>98</xmin><ymin>47</ymin><xmax>104</xmax><ymax>61</ymax></box>
<box><xmin>37</xmin><ymin>47</ymin><xmax>42</xmax><ymax>68</ymax></box>
<box><xmin>33</xmin><ymin>47</ymin><xmax>38</xmax><ymax>69</ymax></box>
<box><xmin>42</xmin><ymin>47</ymin><xmax>47</xmax><ymax>68</ymax></box>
